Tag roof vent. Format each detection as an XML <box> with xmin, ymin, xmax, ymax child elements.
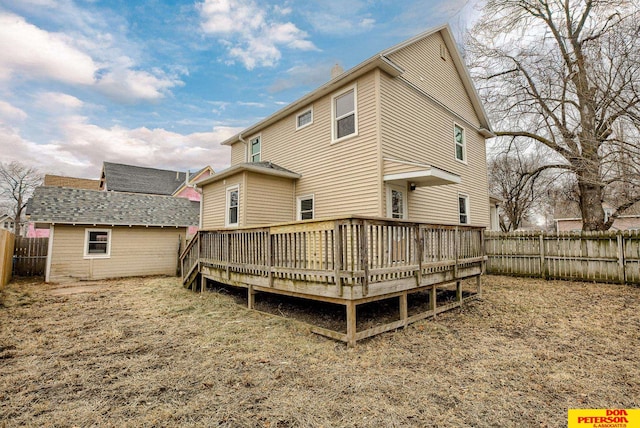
<box><xmin>331</xmin><ymin>63</ymin><xmax>344</xmax><ymax>79</ymax></box>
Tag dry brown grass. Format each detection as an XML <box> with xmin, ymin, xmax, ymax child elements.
<box><xmin>0</xmin><ymin>275</ymin><xmax>638</xmax><ymax>427</ymax></box>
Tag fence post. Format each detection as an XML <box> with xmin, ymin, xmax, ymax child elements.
<box><xmin>617</xmin><ymin>232</ymin><xmax>625</xmax><ymax>285</ymax></box>
<box><xmin>539</xmin><ymin>233</ymin><xmax>547</xmax><ymax>280</ymax></box>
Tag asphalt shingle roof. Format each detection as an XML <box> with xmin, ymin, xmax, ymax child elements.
<box><xmin>29</xmin><ymin>187</ymin><xmax>199</xmax><ymax>227</ymax></box>
<box><xmin>44</xmin><ymin>175</ymin><xmax>101</xmax><ymax>190</ymax></box>
<box><xmin>102</xmin><ymin>162</ymin><xmax>187</xmax><ymax>195</ymax></box>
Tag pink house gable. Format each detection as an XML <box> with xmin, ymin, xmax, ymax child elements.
<box><xmin>176</xmin><ymin>186</ymin><xmax>202</xmax><ymax>202</ymax></box>
<box><xmin>27</xmin><ymin>222</ymin><xmax>50</xmax><ymax>238</ymax></box>
<box><xmin>173</xmin><ymin>167</ymin><xmax>213</xmax><ymax>202</ymax></box>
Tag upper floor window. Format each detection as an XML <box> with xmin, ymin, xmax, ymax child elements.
<box><xmin>458</xmin><ymin>194</ymin><xmax>469</xmax><ymax>224</ymax></box>
<box><xmin>332</xmin><ymin>85</ymin><xmax>357</xmax><ymax>142</ymax></box>
<box><xmin>250</xmin><ymin>136</ymin><xmax>261</xmax><ymax>163</ymax></box>
<box><xmin>296</xmin><ymin>108</ymin><xmax>313</xmax><ymax>130</ymax></box>
<box><xmin>297</xmin><ymin>195</ymin><xmax>314</xmax><ymax>220</ymax></box>
<box><xmin>454</xmin><ymin>123</ymin><xmax>465</xmax><ymax>162</ymax></box>
<box><xmin>226</xmin><ymin>185</ymin><xmax>239</xmax><ymax>226</ymax></box>
<box><xmin>84</xmin><ymin>229</ymin><xmax>111</xmax><ymax>258</ymax></box>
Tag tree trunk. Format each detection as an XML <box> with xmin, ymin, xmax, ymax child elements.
<box><xmin>578</xmin><ymin>180</ymin><xmax>605</xmax><ymax>231</ymax></box>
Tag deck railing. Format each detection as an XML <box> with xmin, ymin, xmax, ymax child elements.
<box><xmin>181</xmin><ymin>217</ymin><xmax>485</xmax><ymax>295</ymax></box>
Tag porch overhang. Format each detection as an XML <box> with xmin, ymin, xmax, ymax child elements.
<box><xmin>383</xmin><ymin>167</ymin><xmax>461</xmax><ymax>187</ymax></box>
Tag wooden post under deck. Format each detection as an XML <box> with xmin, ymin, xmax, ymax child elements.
<box><xmin>248</xmin><ymin>285</ymin><xmax>255</xmax><ymax>309</ymax></box>
<box><xmin>430</xmin><ymin>285</ymin><xmax>437</xmax><ymax>314</ymax></box>
<box><xmin>346</xmin><ymin>300</ymin><xmax>357</xmax><ymax>348</ymax></box>
<box><xmin>399</xmin><ymin>292</ymin><xmax>408</xmax><ymax>327</ymax></box>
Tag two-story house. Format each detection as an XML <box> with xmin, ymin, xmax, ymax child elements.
<box><xmin>197</xmin><ymin>24</ymin><xmax>493</xmax><ymax>228</ymax></box>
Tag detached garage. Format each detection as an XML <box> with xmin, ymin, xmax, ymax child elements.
<box><xmin>29</xmin><ymin>187</ymin><xmax>199</xmax><ymax>283</ymax></box>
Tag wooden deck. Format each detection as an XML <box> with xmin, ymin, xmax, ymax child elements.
<box><xmin>181</xmin><ymin>216</ymin><xmax>485</xmax><ymax>346</ymax></box>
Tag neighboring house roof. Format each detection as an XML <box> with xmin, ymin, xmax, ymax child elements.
<box><xmin>29</xmin><ymin>187</ymin><xmax>199</xmax><ymax>227</ymax></box>
<box><xmin>221</xmin><ymin>23</ymin><xmax>493</xmax><ymax>148</ymax></box>
<box><xmin>554</xmin><ymin>200</ymin><xmax>640</xmax><ymax>219</ymax></box>
<box><xmin>197</xmin><ymin>162</ymin><xmax>301</xmax><ymax>187</ymax></box>
<box><xmin>44</xmin><ymin>174</ymin><xmax>101</xmax><ymax>190</ymax></box>
<box><xmin>172</xmin><ymin>165</ymin><xmax>214</xmax><ymax>196</ymax></box>
<box><xmin>100</xmin><ymin>162</ymin><xmax>198</xmax><ymax>196</ymax></box>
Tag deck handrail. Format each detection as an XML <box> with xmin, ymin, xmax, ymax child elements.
<box><xmin>190</xmin><ymin>216</ymin><xmax>485</xmax><ymax>291</ymax></box>
<box><xmin>180</xmin><ymin>233</ymin><xmax>200</xmax><ymax>284</ymax></box>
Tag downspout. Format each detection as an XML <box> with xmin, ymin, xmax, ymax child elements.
<box><xmin>198</xmin><ymin>185</ymin><xmax>203</xmax><ymax>230</ymax></box>
<box><xmin>239</xmin><ymin>133</ymin><xmax>247</xmax><ymax>163</ymax></box>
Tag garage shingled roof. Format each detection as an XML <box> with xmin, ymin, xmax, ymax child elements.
<box><xmin>29</xmin><ymin>187</ymin><xmax>199</xmax><ymax>227</ymax></box>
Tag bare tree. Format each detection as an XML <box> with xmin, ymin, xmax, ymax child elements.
<box><xmin>489</xmin><ymin>149</ymin><xmax>553</xmax><ymax>231</ymax></box>
<box><xmin>0</xmin><ymin>162</ymin><xmax>42</xmax><ymax>236</ymax></box>
<box><xmin>468</xmin><ymin>0</ymin><xmax>640</xmax><ymax>230</ymax></box>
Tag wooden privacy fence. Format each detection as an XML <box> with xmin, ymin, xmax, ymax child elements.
<box><xmin>485</xmin><ymin>231</ymin><xmax>640</xmax><ymax>284</ymax></box>
<box><xmin>13</xmin><ymin>237</ymin><xmax>48</xmax><ymax>277</ymax></box>
<box><xmin>0</xmin><ymin>229</ymin><xmax>15</xmax><ymax>289</ymax></box>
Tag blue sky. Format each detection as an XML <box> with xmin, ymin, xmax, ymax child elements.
<box><xmin>0</xmin><ymin>0</ymin><xmax>477</xmax><ymax>179</ymax></box>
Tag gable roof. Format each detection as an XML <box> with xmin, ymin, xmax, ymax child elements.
<box><xmin>101</xmin><ymin>162</ymin><xmax>187</xmax><ymax>195</ymax></box>
<box><xmin>29</xmin><ymin>187</ymin><xmax>199</xmax><ymax>227</ymax></box>
<box><xmin>221</xmin><ymin>23</ymin><xmax>492</xmax><ymax>147</ymax></box>
<box><xmin>44</xmin><ymin>174</ymin><xmax>101</xmax><ymax>190</ymax></box>
<box><xmin>172</xmin><ymin>165</ymin><xmax>214</xmax><ymax>196</ymax></box>
<box><xmin>197</xmin><ymin>162</ymin><xmax>301</xmax><ymax>187</ymax></box>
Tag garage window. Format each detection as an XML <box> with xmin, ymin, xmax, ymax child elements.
<box><xmin>84</xmin><ymin>229</ymin><xmax>111</xmax><ymax>258</ymax></box>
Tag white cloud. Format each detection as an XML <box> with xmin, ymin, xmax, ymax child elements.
<box><xmin>57</xmin><ymin>116</ymin><xmax>237</xmax><ymax>173</ymax></box>
<box><xmin>0</xmin><ymin>100</ymin><xmax>28</xmax><ymax>121</ymax></box>
<box><xmin>209</xmin><ymin>101</ymin><xmax>230</xmax><ymax>115</ymax></box>
<box><xmin>237</xmin><ymin>101</ymin><xmax>266</xmax><ymax>108</ymax></box>
<box><xmin>305</xmin><ymin>12</ymin><xmax>375</xmax><ymax>35</ymax></box>
<box><xmin>0</xmin><ymin>118</ymin><xmax>238</xmax><ymax>178</ymax></box>
<box><xmin>35</xmin><ymin>92</ymin><xmax>84</xmax><ymax>110</ymax></box>
<box><xmin>302</xmin><ymin>0</ymin><xmax>375</xmax><ymax>35</ymax></box>
<box><xmin>198</xmin><ymin>0</ymin><xmax>318</xmax><ymax>69</ymax></box>
<box><xmin>0</xmin><ymin>12</ymin><xmax>184</xmax><ymax>103</ymax></box>
<box><xmin>269</xmin><ymin>62</ymin><xmax>336</xmax><ymax>92</ymax></box>
<box><xmin>0</xmin><ymin>13</ymin><xmax>97</xmax><ymax>85</ymax></box>
<box><xmin>273</xmin><ymin>5</ymin><xmax>292</xmax><ymax>15</ymax></box>
<box><xmin>95</xmin><ymin>67</ymin><xmax>183</xmax><ymax>103</ymax></box>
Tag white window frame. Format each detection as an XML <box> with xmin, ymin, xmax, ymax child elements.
<box><xmin>386</xmin><ymin>185</ymin><xmax>408</xmax><ymax>220</ymax></box>
<box><xmin>458</xmin><ymin>193</ymin><xmax>470</xmax><ymax>225</ymax></box>
<box><xmin>454</xmin><ymin>122</ymin><xmax>466</xmax><ymax>163</ymax></box>
<box><xmin>249</xmin><ymin>135</ymin><xmax>261</xmax><ymax>163</ymax></box>
<box><xmin>297</xmin><ymin>194</ymin><xmax>315</xmax><ymax>221</ymax></box>
<box><xmin>84</xmin><ymin>228</ymin><xmax>111</xmax><ymax>259</ymax></box>
<box><xmin>331</xmin><ymin>84</ymin><xmax>358</xmax><ymax>143</ymax></box>
<box><xmin>296</xmin><ymin>107</ymin><xmax>313</xmax><ymax>130</ymax></box>
<box><xmin>225</xmin><ymin>185</ymin><xmax>240</xmax><ymax>227</ymax></box>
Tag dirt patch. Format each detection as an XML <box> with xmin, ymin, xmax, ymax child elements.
<box><xmin>0</xmin><ymin>275</ymin><xmax>638</xmax><ymax>427</ymax></box>
<box><xmin>47</xmin><ymin>283</ymin><xmax>114</xmax><ymax>296</ymax></box>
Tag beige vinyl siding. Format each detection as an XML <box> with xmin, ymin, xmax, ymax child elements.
<box><xmin>245</xmin><ymin>172</ymin><xmax>295</xmax><ymax>225</ymax></box>
<box><xmin>383</xmin><ymin>159</ymin><xmax>432</xmax><ymax>175</ymax></box>
<box><xmin>231</xmin><ymin>142</ymin><xmax>245</xmax><ymax>165</ymax></box>
<box><xmin>257</xmin><ymin>71</ymin><xmax>380</xmax><ymax>219</ymax></box>
<box><xmin>48</xmin><ymin>225</ymin><xmax>185</xmax><ymax>282</ymax></box>
<box><xmin>386</xmin><ymin>31</ymin><xmax>480</xmax><ymax>127</ymax></box>
<box><xmin>380</xmin><ymin>73</ymin><xmax>489</xmax><ymax>227</ymax></box>
<box><xmin>201</xmin><ymin>173</ymin><xmax>245</xmax><ymax>229</ymax></box>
